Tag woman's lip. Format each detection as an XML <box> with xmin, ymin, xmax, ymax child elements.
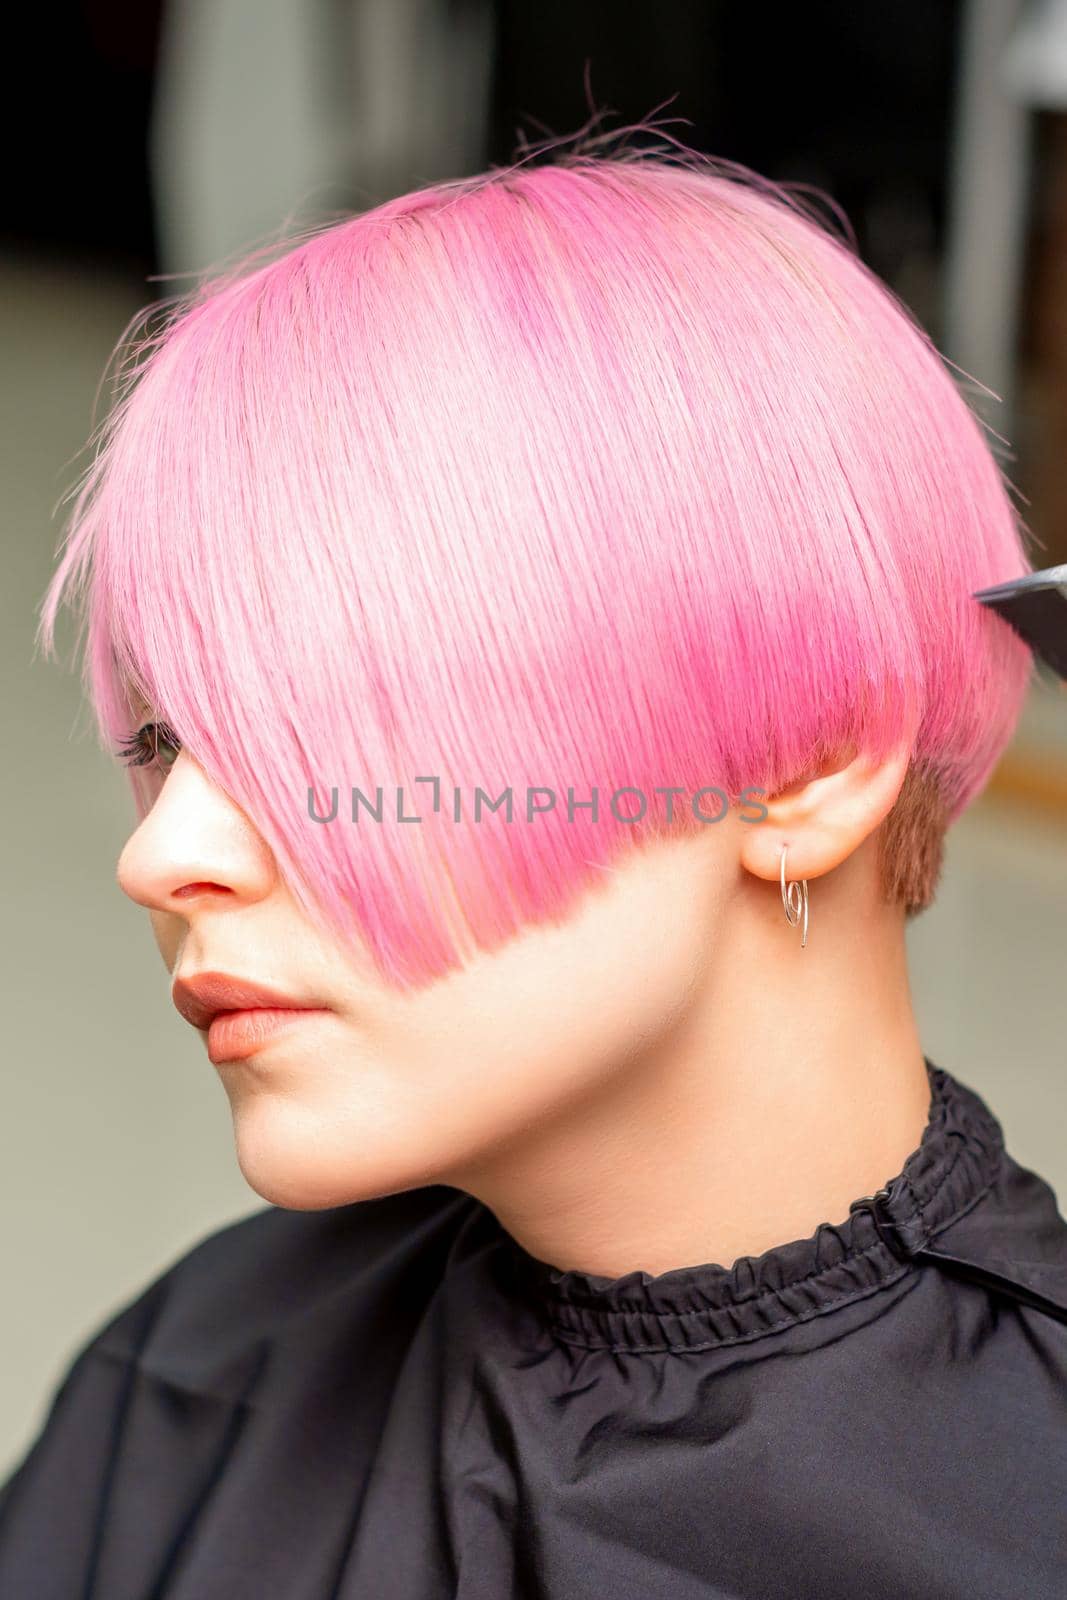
<box><xmin>172</xmin><ymin>971</ymin><xmax>327</xmax><ymax>1032</ymax></box>
<box><xmin>206</xmin><ymin>1007</ymin><xmax>333</xmax><ymax>1066</ymax></box>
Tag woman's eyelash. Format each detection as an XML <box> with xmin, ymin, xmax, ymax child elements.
<box><xmin>114</xmin><ymin>720</ymin><xmax>183</xmax><ymax>770</ymax></box>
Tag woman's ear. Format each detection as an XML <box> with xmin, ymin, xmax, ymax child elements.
<box><xmin>738</xmin><ymin>744</ymin><xmax>913</xmax><ymax>885</ymax></box>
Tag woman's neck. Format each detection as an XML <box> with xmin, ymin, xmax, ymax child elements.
<box><xmin>451</xmin><ymin>851</ymin><xmax>932</xmax><ymax>1281</ymax></box>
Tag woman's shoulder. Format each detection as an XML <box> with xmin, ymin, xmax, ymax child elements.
<box><xmin>68</xmin><ymin>1183</ymin><xmax>478</xmax><ymax>1399</ymax></box>
<box><xmin>0</xmin><ymin>1186</ymin><xmax>482</xmax><ymax>1586</ymax></box>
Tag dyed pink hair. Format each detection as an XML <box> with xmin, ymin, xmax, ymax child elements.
<box><xmin>38</xmin><ymin>134</ymin><xmax>1034</xmax><ymax>987</ymax></box>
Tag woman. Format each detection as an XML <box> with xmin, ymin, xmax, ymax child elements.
<box><xmin>2</xmin><ymin>132</ymin><xmax>1065</xmax><ymax>1598</ymax></box>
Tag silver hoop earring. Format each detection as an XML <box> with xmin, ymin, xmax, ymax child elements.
<box><xmin>779</xmin><ymin>844</ymin><xmax>809</xmax><ymax>948</ymax></box>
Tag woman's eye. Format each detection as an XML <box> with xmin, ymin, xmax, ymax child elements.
<box><xmin>114</xmin><ymin>720</ymin><xmax>183</xmax><ymax>773</ymax></box>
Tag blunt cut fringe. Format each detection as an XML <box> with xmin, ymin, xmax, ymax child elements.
<box><xmin>38</xmin><ymin>127</ymin><xmax>1035</xmax><ymax>987</ymax></box>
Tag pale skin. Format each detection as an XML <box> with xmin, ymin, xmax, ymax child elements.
<box><xmin>117</xmin><ymin>734</ymin><xmax>932</xmax><ymax>1280</ymax></box>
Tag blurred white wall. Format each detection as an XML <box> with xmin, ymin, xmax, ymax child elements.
<box><xmin>150</xmin><ymin>0</ymin><xmax>494</xmax><ymax>278</ymax></box>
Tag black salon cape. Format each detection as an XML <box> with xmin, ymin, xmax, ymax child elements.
<box><xmin>2</xmin><ymin>1062</ymin><xmax>1067</xmax><ymax>1599</ymax></box>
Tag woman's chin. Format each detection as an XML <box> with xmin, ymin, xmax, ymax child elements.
<box><xmin>225</xmin><ymin>1093</ymin><xmax>441</xmax><ymax>1211</ymax></box>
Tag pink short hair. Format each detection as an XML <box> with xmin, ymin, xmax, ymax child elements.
<box><xmin>38</xmin><ymin>136</ymin><xmax>1034</xmax><ymax>986</ymax></box>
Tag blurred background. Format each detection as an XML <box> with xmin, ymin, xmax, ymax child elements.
<box><xmin>3</xmin><ymin>0</ymin><xmax>1067</xmax><ymax>1473</ymax></box>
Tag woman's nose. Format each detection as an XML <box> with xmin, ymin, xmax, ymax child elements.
<box><xmin>116</xmin><ymin>753</ymin><xmax>278</xmax><ymax>916</ymax></box>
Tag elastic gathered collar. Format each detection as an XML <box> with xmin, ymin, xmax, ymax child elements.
<box><xmin>501</xmin><ymin>1060</ymin><xmax>1005</xmax><ymax>1354</ymax></box>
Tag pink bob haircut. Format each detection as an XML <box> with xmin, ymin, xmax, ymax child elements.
<box><xmin>39</xmin><ymin>127</ymin><xmax>1035</xmax><ymax>989</ymax></box>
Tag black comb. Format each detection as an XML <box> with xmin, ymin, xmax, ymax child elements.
<box><xmin>974</xmin><ymin>565</ymin><xmax>1067</xmax><ymax>681</ymax></box>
